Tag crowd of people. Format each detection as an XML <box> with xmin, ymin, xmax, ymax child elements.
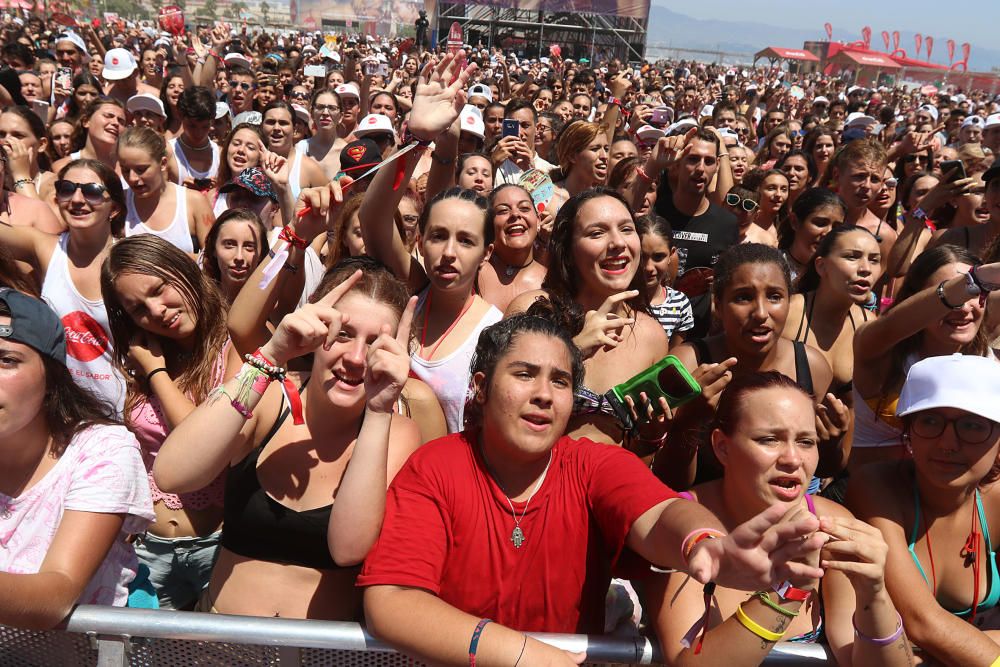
<box><xmin>3</xmin><ymin>11</ymin><xmax>1000</xmax><ymax>666</ymax></box>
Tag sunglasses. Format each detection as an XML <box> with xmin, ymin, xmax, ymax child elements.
<box><xmin>725</xmin><ymin>193</ymin><xmax>759</xmax><ymax>212</ymax></box>
<box><xmin>884</xmin><ymin>178</ymin><xmax>898</xmax><ymax>188</ymax></box>
<box><xmin>228</xmin><ymin>81</ymin><xmax>253</xmax><ymax>91</ymax></box>
<box><xmin>54</xmin><ymin>180</ymin><xmax>108</xmax><ymax>204</ymax></box>
<box><xmin>290</xmin><ymin>91</ymin><xmax>309</xmax><ymax>100</ymax></box>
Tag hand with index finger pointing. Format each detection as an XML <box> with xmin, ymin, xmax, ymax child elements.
<box><xmin>365</xmin><ymin>295</ymin><xmax>418</xmax><ymax>413</ymax></box>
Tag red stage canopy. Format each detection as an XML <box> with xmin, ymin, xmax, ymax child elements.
<box><xmin>754</xmin><ymin>46</ymin><xmax>820</xmax><ymax>62</ymax></box>
<box><xmin>830</xmin><ymin>50</ymin><xmax>901</xmax><ymax>69</ymax></box>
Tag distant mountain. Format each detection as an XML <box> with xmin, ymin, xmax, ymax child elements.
<box><xmin>645</xmin><ymin>6</ymin><xmax>1000</xmax><ymax>71</ymax></box>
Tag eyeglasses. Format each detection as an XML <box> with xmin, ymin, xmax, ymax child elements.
<box><xmin>54</xmin><ymin>180</ymin><xmax>108</xmax><ymax>204</ymax></box>
<box><xmin>228</xmin><ymin>81</ymin><xmax>253</xmax><ymax>91</ymax></box>
<box><xmin>725</xmin><ymin>193</ymin><xmax>759</xmax><ymax>212</ymax></box>
<box><xmin>910</xmin><ymin>411</ymin><xmax>996</xmax><ymax>445</ymax></box>
<box><xmin>313</xmin><ymin>104</ymin><xmax>340</xmax><ymax>113</ymax></box>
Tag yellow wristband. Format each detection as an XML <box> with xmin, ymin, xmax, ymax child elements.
<box><xmin>990</xmin><ymin>656</ymin><xmax>1000</xmax><ymax>667</ymax></box>
<box><xmin>735</xmin><ymin>603</ymin><xmax>785</xmax><ymax>643</ymax></box>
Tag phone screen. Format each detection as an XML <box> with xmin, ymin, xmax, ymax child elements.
<box><xmin>657</xmin><ymin>364</ymin><xmax>697</xmax><ymax>400</ymax></box>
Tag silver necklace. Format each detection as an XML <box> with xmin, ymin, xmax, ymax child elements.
<box><xmin>481</xmin><ymin>443</ymin><xmax>552</xmax><ymax>549</ymax></box>
<box><xmin>494</xmin><ymin>255</ymin><xmax>533</xmax><ymax>278</ymax></box>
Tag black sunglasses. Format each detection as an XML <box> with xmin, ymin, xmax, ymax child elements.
<box><xmin>725</xmin><ymin>193</ymin><xmax>758</xmax><ymax>212</ymax></box>
<box><xmin>228</xmin><ymin>81</ymin><xmax>253</xmax><ymax>91</ymax></box>
<box><xmin>54</xmin><ymin>180</ymin><xmax>108</xmax><ymax>204</ymax></box>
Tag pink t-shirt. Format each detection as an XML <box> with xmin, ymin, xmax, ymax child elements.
<box><xmin>0</xmin><ymin>424</ymin><xmax>154</xmax><ymax>606</ymax></box>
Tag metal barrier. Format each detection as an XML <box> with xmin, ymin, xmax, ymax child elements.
<box><xmin>0</xmin><ymin>606</ymin><xmax>832</xmax><ymax>666</ymax></box>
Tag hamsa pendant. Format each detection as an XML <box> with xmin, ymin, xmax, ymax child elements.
<box><xmin>510</xmin><ymin>526</ymin><xmax>525</xmax><ymax>549</ymax></box>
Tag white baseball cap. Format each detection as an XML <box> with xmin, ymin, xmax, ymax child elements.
<box><xmin>962</xmin><ymin>115</ymin><xmax>985</xmax><ymax>130</ymax></box>
<box><xmin>459</xmin><ymin>104</ymin><xmax>485</xmax><ymax>140</ymax></box>
<box><xmin>845</xmin><ymin>112</ymin><xmax>878</xmax><ymax>129</ymax></box>
<box><xmin>291</xmin><ymin>104</ymin><xmax>311</xmax><ymax>126</ymax></box>
<box><xmin>103</xmin><ymin>48</ymin><xmax>137</xmax><ymax>81</ymax></box>
<box><xmin>215</xmin><ymin>101</ymin><xmax>231</xmax><ymax>120</ymax></box>
<box><xmin>56</xmin><ymin>32</ymin><xmax>90</xmax><ymax>61</ymax></box>
<box><xmin>126</xmin><ymin>93</ymin><xmax>165</xmax><ymax>118</ymax></box>
<box><xmin>635</xmin><ymin>125</ymin><xmax>665</xmax><ymax>143</ymax></box>
<box><xmin>353</xmin><ymin>113</ymin><xmax>395</xmax><ymax>138</ymax></box>
<box><xmin>985</xmin><ymin>113</ymin><xmax>1000</xmax><ymax>129</ymax></box>
<box><xmin>224</xmin><ymin>52</ymin><xmax>253</xmax><ymax>69</ymax></box>
<box><xmin>468</xmin><ymin>83</ymin><xmax>493</xmax><ymax>103</ymax></box>
<box><xmin>335</xmin><ymin>82</ymin><xmax>360</xmax><ymax>100</ymax></box>
<box><xmin>918</xmin><ymin>104</ymin><xmax>939</xmax><ymax>122</ymax></box>
<box><xmin>666</xmin><ymin>117</ymin><xmax>699</xmax><ymax>136</ymax></box>
<box><xmin>698</xmin><ymin>103</ymin><xmax>714</xmax><ymax>118</ymax></box>
<box><xmin>897</xmin><ymin>354</ymin><xmax>1000</xmax><ymax>424</ymax></box>
<box><xmin>813</xmin><ymin>96</ymin><xmax>829</xmax><ymax>106</ymax></box>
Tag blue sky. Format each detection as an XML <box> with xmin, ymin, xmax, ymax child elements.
<box><xmin>653</xmin><ymin>0</ymin><xmax>998</xmax><ymax>51</ymax></box>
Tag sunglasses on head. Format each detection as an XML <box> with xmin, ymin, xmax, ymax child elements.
<box><xmin>725</xmin><ymin>193</ymin><xmax>758</xmax><ymax>212</ymax></box>
<box><xmin>54</xmin><ymin>179</ymin><xmax>108</xmax><ymax>204</ymax></box>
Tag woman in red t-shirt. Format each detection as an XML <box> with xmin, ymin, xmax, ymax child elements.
<box><xmin>361</xmin><ymin>298</ymin><xmax>831</xmax><ymax>666</ymax></box>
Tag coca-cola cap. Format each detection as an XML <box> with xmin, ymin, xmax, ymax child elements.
<box><xmin>0</xmin><ymin>288</ymin><xmax>66</xmax><ymax>365</ymax></box>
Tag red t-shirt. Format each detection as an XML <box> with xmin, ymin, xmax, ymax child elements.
<box><xmin>357</xmin><ymin>431</ymin><xmax>677</xmax><ymax>633</ymax></box>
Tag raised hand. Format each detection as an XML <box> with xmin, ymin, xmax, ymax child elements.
<box><xmin>690</xmin><ymin>357</ymin><xmax>737</xmax><ymax>410</ymax></box>
<box><xmin>815</xmin><ymin>392</ymin><xmax>850</xmax><ymax>442</ymax></box>
<box><xmin>260</xmin><ymin>147</ymin><xmax>290</xmax><ymax>189</ymax></box>
<box><xmin>294</xmin><ymin>177</ymin><xmax>352</xmax><ymax>241</ymax></box>
<box><xmin>687</xmin><ymin>503</ymin><xmax>826</xmax><ymax>591</ymax></box>
<box><xmin>364</xmin><ymin>296</ymin><xmax>417</xmax><ymax>414</ymax></box>
<box><xmin>260</xmin><ymin>269</ymin><xmax>363</xmax><ymax>366</ymax></box>
<box><xmin>128</xmin><ymin>331</ymin><xmax>166</xmax><ymax>376</ymax></box>
<box><xmin>408</xmin><ymin>51</ymin><xmax>478</xmax><ymax>142</ymax></box>
<box><xmin>573</xmin><ymin>290</ymin><xmax>638</xmax><ymax>358</ymax></box>
<box><xmin>819</xmin><ymin>515</ymin><xmax>889</xmax><ymax>591</ymax></box>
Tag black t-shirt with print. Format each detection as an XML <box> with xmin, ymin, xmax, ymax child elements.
<box><xmin>655</xmin><ymin>182</ymin><xmax>739</xmax><ymax>338</ymax></box>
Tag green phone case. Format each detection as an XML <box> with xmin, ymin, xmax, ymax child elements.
<box><xmin>604</xmin><ymin>355</ymin><xmax>702</xmax><ymax>432</ymax></box>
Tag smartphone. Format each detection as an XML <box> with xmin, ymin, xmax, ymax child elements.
<box><xmin>190</xmin><ymin>178</ymin><xmax>213</xmax><ymax>191</ymax></box>
<box><xmin>303</xmin><ymin>64</ymin><xmax>326</xmax><ymax>78</ymax></box>
<box><xmin>941</xmin><ymin>159</ymin><xmax>966</xmax><ymax>182</ymax></box>
<box><xmin>55</xmin><ymin>66</ymin><xmax>72</xmax><ymax>91</ymax></box>
<box><xmin>632</xmin><ymin>68</ymin><xmax>641</xmax><ymax>79</ymax></box>
<box><xmin>378</xmin><ymin>62</ymin><xmax>388</xmax><ymax>78</ymax></box>
<box><xmin>651</xmin><ymin>106</ymin><xmax>674</xmax><ymax>126</ymax></box>
<box><xmin>605</xmin><ymin>355</ymin><xmax>702</xmax><ymax>431</ymax></box>
<box><xmin>30</xmin><ymin>99</ymin><xmax>49</xmax><ymax>122</ymax></box>
<box><xmin>502</xmin><ymin>118</ymin><xmax>520</xmax><ymax>138</ymax></box>
<box><xmin>363</xmin><ymin>60</ymin><xmax>379</xmax><ymax>76</ymax></box>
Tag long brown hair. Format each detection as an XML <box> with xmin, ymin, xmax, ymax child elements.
<box><xmin>325</xmin><ymin>192</ymin><xmax>366</xmax><ymax>269</ymax></box>
<box><xmin>100</xmin><ymin>235</ymin><xmax>229</xmax><ymax>424</ymax></box>
<box><xmin>879</xmin><ymin>244</ymin><xmax>990</xmax><ymax>404</ymax></box>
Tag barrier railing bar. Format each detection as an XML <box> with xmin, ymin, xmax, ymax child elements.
<box><xmin>49</xmin><ymin>605</ymin><xmax>832</xmax><ymax>665</ymax></box>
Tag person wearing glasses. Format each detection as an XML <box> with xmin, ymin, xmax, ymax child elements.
<box><xmin>862</xmin><ymin>166</ymin><xmax>900</xmax><ymax>265</ymax></box>
<box><xmin>848</xmin><ymin>354</ymin><xmax>1000</xmax><ymax>666</ymax></box>
<box><xmin>723</xmin><ymin>185</ymin><xmax>769</xmax><ymax>245</ymax></box>
<box><xmin>0</xmin><ymin>158</ymin><xmax>127</xmax><ymax>413</ymax></box>
<box><xmin>226</xmin><ymin>66</ymin><xmax>256</xmax><ymax>116</ymax></box>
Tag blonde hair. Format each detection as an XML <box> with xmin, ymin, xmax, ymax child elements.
<box><xmin>117</xmin><ymin>125</ymin><xmax>167</xmax><ymax>161</ymax></box>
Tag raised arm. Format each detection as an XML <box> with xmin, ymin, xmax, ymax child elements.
<box><xmin>227</xmin><ymin>185</ymin><xmax>340</xmax><ymax>356</ymax></box>
<box><xmin>359</xmin><ymin>52</ymin><xmax>477</xmax><ymax>293</ymax></box>
<box><xmin>327</xmin><ymin>297</ymin><xmax>421</xmax><ymax>565</ymax></box>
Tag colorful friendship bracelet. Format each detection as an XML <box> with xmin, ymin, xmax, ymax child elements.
<box><xmin>468</xmin><ymin>618</ymin><xmax>492</xmax><ymax>667</ymax></box>
<box><xmin>754</xmin><ymin>591</ymin><xmax>799</xmax><ymax>618</ymax></box>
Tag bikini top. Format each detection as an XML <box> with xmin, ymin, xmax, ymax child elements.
<box><xmin>793</xmin><ymin>292</ymin><xmax>869</xmax><ymax>396</ymax></box>
<box><xmin>691</xmin><ymin>338</ymin><xmax>814</xmax><ymax>396</ymax></box>
<box><xmin>221</xmin><ymin>394</ymin><xmax>355</xmax><ymax>571</ymax></box>
<box><xmin>909</xmin><ymin>486</ymin><xmax>1000</xmax><ymax>618</ymax></box>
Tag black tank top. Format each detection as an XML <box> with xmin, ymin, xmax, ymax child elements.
<box><xmin>220</xmin><ymin>401</ymin><xmax>354</xmax><ymax>571</ymax></box>
<box><xmin>691</xmin><ymin>338</ymin><xmax>815</xmax><ymax>396</ymax></box>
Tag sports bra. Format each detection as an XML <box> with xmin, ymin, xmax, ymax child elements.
<box><xmin>909</xmin><ymin>486</ymin><xmax>1000</xmax><ymax>618</ymax></box>
<box><xmin>692</xmin><ymin>338</ymin><xmax>814</xmax><ymax>396</ymax></box>
<box><xmin>677</xmin><ymin>491</ymin><xmax>823</xmax><ymax>642</ymax></box>
<box><xmin>793</xmin><ymin>293</ymin><xmax>869</xmax><ymax>396</ymax></box>
<box><xmin>220</xmin><ymin>395</ymin><xmax>353</xmax><ymax>571</ymax></box>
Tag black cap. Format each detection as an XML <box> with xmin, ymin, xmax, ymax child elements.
<box><xmin>0</xmin><ymin>288</ymin><xmax>66</xmax><ymax>365</ymax></box>
<box><xmin>339</xmin><ymin>138</ymin><xmax>383</xmax><ymax>175</ymax></box>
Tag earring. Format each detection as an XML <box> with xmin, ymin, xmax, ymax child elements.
<box><xmin>902</xmin><ymin>433</ymin><xmax>913</xmax><ymax>456</ymax></box>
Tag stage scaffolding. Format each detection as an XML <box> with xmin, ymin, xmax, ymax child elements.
<box><xmin>434</xmin><ymin>3</ymin><xmax>648</xmax><ymax>63</ymax></box>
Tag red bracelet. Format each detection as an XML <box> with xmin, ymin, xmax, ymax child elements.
<box><xmin>773</xmin><ymin>580</ymin><xmax>812</xmax><ymax>602</ymax></box>
<box><xmin>277</xmin><ymin>225</ymin><xmax>308</xmax><ymax>250</ymax></box>
<box><xmin>681</xmin><ymin>528</ymin><xmax>725</xmax><ymax>563</ymax></box>
<box><xmin>251</xmin><ymin>348</ymin><xmax>305</xmax><ymax>425</ymax></box>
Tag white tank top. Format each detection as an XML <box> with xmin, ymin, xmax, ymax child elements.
<box><xmin>408</xmin><ymin>294</ymin><xmax>503</xmax><ymax>433</ymax></box>
<box><xmin>169</xmin><ymin>137</ymin><xmax>221</xmax><ymax>184</ymax></box>
<box><xmin>212</xmin><ymin>191</ymin><xmax>230</xmax><ymax>218</ymax></box>
<box><xmin>124</xmin><ymin>184</ymin><xmax>194</xmax><ymax>254</ymax></box>
<box><xmin>41</xmin><ymin>234</ymin><xmax>126</xmax><ymax>416</ymax></box>
<box><xmin>288</xmin><ymin>147</ymin><xmax>305</xmax><ymax>204</ymax></box>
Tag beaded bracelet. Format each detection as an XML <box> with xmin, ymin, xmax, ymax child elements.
<box><xmin>244</xmin><ymin>353</ymin><xmax>287</xmax><ymax>380</ymax></box>
<box><xmin>735</xmin><ymin>603</ymin><xmax>785</xmax><ymax>643</ymax></box>
<box><xmin>852</xmin><ymin>611</ymin><xmax>904</xmax><ymax>646</ymax></box>
<box><xmin>754</xmin><ymin>590</ymin><xmax>799</xmax><ymax>618</ymax></box>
